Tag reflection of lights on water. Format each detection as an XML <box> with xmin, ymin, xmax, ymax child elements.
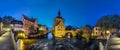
<box><xmin>110</xmin><ymin>45</ymin><xmax>120</xmax><ymax>49</ymax></box>
<box><xmin>0</xmin><ymin>37</ymin><xmax>6</xmax><ymax>40</ymax></box>
<box><xmin>47</xmin><ymin>33</ymin><xmax>53</xmax><ymax>40</ymax></box>
<box><xmin>43</xmin><ymin>46</ymin><xmax>48</xmax><ymax>50</ymax></box>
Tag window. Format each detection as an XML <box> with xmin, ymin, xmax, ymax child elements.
<box><xmin>96</xmin><ymin>32</ymin><xmax>97</xmax><ymax>34</ymax></box>
<box><xmin>61</xmin><ymin>26</ymin><xmax>62</xmax><ymax>28</ymax></box>
<box><xmin>96</xmin><ymin>28</ymin><xmax>97</xmax><ymax>30</ymax></box>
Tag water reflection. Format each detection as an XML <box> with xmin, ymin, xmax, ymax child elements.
<box><xmin>47</xmin><ymin>33</ymin><xmax>53</xmax><ymax>40</ymax></box>
<box><xmin>28</xmin><ymin>38</ymin><xmax>87</xmax><ymax>50</ymax></box>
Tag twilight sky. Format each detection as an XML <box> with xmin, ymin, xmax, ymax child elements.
<box><xmin>0</xmin><ymin>0</ymin><xmax>120</xmax><ymax>28</ymax></box>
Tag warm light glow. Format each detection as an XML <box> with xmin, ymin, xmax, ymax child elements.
<box><xmin>110</xmin><ymin>45</ymin><xmax>120</xmax><ymax>49</ymax></box>
<box><xmin>111</xmin><ymin>38</ymin><xmax>120</xmax><ymax>41</ymax></box>
<box><xmin>20</xmin><ymin>40</ymin><xmax>24</xmax><ymax>50</ymax></box>
<box><xmin>106</xmin><ymin>30</ymin><xmax>110</xmax><ymax>34</ymax></box>
<box><xmin>19</xmin><ymin>39</ymin><xmax>37</xmax><ymax>50</ymax></box>
<box><xmin>18</xmin><ymin>32</ymin><xmax>28</xmax><ymax>39</ymax></box>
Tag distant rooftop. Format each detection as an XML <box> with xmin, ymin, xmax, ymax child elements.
<box><xmin>11</xmin><ymin>20</ymin><xmax>23</xmax><ymax>25</ymax></box>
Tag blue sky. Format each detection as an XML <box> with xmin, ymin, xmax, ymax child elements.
<box><xmin>0</xmin><ymin>0</ymin><xmax>120</xmax><ymax>28</ymax></box>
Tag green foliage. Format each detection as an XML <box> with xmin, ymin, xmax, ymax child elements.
<box><xmin>96</xmin><ymin>14</ymin><xmax>120</xmax><ymax>29</ymax></box>
<box><xmin>3</xmin><ymin>24</ymin><xmax>10</xmax><ymax>28</ymax></box>
<box><xmin>2</xmin><ymin>16</ymin><xmax>15</xmax><ymax>24</ymax></box>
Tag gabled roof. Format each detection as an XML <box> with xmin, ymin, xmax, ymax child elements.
<box><xmin>11</xmin><ymin>20</ymin><xmax>23</xmax><ymax>25</ymax></box>
<box><xmin>23</xmin><ymin>14</ymin><xmax>36</xmax><ymax>22</ymax></box>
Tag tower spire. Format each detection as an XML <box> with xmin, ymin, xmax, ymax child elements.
<box><xmin>58</xmin><ymin>8</ymin><xmax>61</xmax><ymax>16</ymax></box>
<box><xmin>56</xmin><ymin>8</ymin><xmax>63</xmax><ymax>19</ymax></box>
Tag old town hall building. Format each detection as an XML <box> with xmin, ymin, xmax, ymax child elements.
<box><xmin>53</xmin><ymin>10</ymin><xmax>66</xmax><ymax>37</ymax></box>
<box><xmin>53</xmin><ymin>10</ymin><xmax>76</xmax><ymax>38</ymax></box>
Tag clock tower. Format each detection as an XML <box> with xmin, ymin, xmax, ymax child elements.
<box><xmin>53</xmin><ymin>9</ymin><xmax>65</xmax><ymax>38</ymax></box>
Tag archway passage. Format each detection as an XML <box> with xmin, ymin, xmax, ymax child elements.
<box><xmin>45</xmin><ymin>32</ymin><xmax>54</xmax><ymax>40</ymax></box>
<box><xmin>47</xmin><ymin>33</ymin><xmax>53</xmax><ymax>40</ymax></box>
<box><xmin>65</xmin><ymin>32</ymin><xmax>73</xmax><ymax>38</ymax></box>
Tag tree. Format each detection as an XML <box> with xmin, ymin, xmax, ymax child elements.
<box><xmin>2</xmin><ymin>16</ymin><xmax>15</xmax><ymax>24</ymax></box>
<box><xmin>96</xmin><ymin>14</ymin><xmax>120</xmax><ymax>29</ymax></box>
<box><xmin>66</xmin><ymin>25</ymin><xmax>75</xmax><ymax>30</ymax></box>
<box><xmin>2</xmin><ymin>16</ymin><xmax>15</xmax><ymax>28</ymax></box>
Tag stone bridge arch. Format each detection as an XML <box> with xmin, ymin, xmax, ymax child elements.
<box><xmin>65</xmin><ymin>30</ymin><xmax>76</xmax><ymax>38</ymax></box>
<box><xmin>65</xmin><ymin>32</ymin><xmax>73</xmax><ymax>38</ymax></box>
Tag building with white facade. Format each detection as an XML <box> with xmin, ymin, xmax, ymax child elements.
<box><xmin>10</xmin><ymin>20</ymin><xmax>23</xmax><ymax>31</ymax></box>
<box><xmin>38</xmin><ymin>24</ymin><xmax>48</xmax><ymax>31</ymax></box>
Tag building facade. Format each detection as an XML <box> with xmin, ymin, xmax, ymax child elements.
<box><xmin>53</xmin><ymin>10</ymin><xmax>76</xmax><ymax>38</ymax></box>
<box><xmin>92</xmin><ymin>27</ymin><xmax>102</xmax><ymax>36</ymax></box>
<box><xmin>10</xmin><ymin>20</ymin><xmax>23</xmax><ymax>31</ymax></box>
<box><xmin>38</xmin><ymin>24</ymin><xmax>48</xmax><ymax>31</ymax></box>
<box><xmin>53</xmin><ymin>10</ymin><xmax>66</xmax><ymax>37</ymax></box>
<box><xmin>23</xmin><ymin>15</ymin><xmax>38</xmax><ymax>35</ymax></box>
<box><xmin>38</xmin><ymin>24</ymin><xmax>48</xmax><ymax>35</ymax></box>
